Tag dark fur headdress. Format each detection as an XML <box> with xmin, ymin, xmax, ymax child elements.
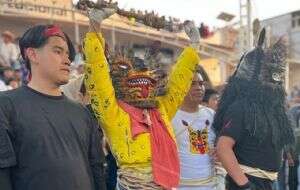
<box><xmin>213</xmin><ymin>29</ymin><xmax>294</xmax><ymax>149</ymax></box>
<box><xmin>105</xmin><ymin>41</ymin><xmax>172</xmax><ymax>108</ymax></box>
<box><xmin>235</xmin><ymin>29</ymin><xmax>287</xmax><ymax>84</ymax></box>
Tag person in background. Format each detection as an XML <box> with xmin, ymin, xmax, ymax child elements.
<box><xmin>172</xmin><ymin>72</ymin><xmax>217</xmax><ymax>190</ymax></box>
<box><xmin>286</xmin><ymin>92</ymin><xmax>300</xmax><ymax>190</ymax></box>
<box><xmin>0</xmin><ymin>67</ymin><xmax>15</xmax><ymax>85</ymax></box>
<box><xmin>0</xmin><ymin>30</ymin><xmax>18</xmax><ymax>68</ymax></box>
<box><xmin>6</xmin><ymin>78</ymin><xmax>20</xmax><ymax>90</ymax></box>
<box><xmin>200</xmin><ymin>88</ymin><xmax>226</xmax><ymax>190</ymax></box>
<box><xmin>202</xmin><ymin>89</ymin><xmax>219</xmax><ymax>112</ymax></box>
<box><xmin>73</xmin><ymin>44</ymin><xmax>84</xmax><ymax>66</ymax></box>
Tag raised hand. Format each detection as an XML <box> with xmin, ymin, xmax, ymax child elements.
<box><xmin>183</xmin><ymin>20</ymin><xmax>200</xmax><ymax>50</ymax></box>
<box><xmin>76</xmin><ymin>0</ymin><xmax>116</xmax><ymax>31</ymax></box>
<box><xmin>89</xmin><ymin>8</ymin><xmax>116</xmax><ymax>25</ymax></box>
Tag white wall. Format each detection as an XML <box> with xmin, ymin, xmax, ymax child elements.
<box><xmin>261</xmin><ymin>13</ymin><xmax>300</xmax><ymax>92</ymax></box>
<box><xmin>261</xmin><ymin>14</ymin><xmax>292</xmax><ymax>37</ymax></box>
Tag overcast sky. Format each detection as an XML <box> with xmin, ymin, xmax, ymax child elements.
<box><xmin>74</xmin><ymin>0</ymin><xmax>300</xmax><ymax>28</ymax></box>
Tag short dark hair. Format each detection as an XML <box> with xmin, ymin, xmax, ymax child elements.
<box><xmin>19</xmin><ymin>25</ymin><xmax>75</xmax><ymax>72</ymax></box>
<box><xmin>196</xmin><ymin>64</ymin><xmax>212</xmax><ymax>89</ymax></box>
<box><xmin>203</xmin><ymin>88</ymin><xmax>218</xmax><ymax>103</ymax></box>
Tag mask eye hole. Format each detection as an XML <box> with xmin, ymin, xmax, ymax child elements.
<box><xmin>118</xmin><ymin>64</ymin><xmax>129</xmax><ymax>70</ymax></box>
<box><xmin>272</xmin><ymin>73</ymin><xmax>281</xmax><ymax>82</ymax></box>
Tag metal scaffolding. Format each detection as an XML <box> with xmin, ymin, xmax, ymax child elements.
<box><xmin>239</xmin><ymin>0</ymin><xmax>253</xmax><ymax>53</ymax></box>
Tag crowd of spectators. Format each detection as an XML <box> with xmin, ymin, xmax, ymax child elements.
<box><xmin>0</xmin><ymin>30</ymin><xmax>23</xmax><ymax>91</ymax></box>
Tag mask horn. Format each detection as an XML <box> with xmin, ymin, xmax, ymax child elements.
<box><xmin>257</xmin><ymin>28</ymin><xmax>266</xmax><ymax>48</ymax></box>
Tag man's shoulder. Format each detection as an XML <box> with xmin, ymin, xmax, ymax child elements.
<box><xmin>0</xmin><ymin>87</ymin><xmax>26</xmax><ymax>102</ymax></box>
<box><xmin>199</xmin><ymin>106</ymin><xmax>215</xmax><ymax>118</ymax></box>
<box><xmin>0</xmin><ymin>88</ymin><xmax>27</xmax><ymax>113</ymax></box>
<box><xmin>63</xmin><ymin>97</ymin><xmax>85</xmax><ymax>109</ymax></box>
<box><xmin>63</xmin><ymin>97</ymin><xmax>91</xmax><ymax>117</ymax></box>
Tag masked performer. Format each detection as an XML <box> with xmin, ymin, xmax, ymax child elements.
<box><xmin>213</xmin><ymin>29</ymin><xmax>295</xmax><ymax>190</ymax></box>
<box><xmin>83</xmin><ymin>7</ymin><xmax>201</xmax><ymax>190</ymax></box>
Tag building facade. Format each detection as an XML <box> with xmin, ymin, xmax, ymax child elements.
<box><xmin>0</xmin><ymin>0</ymin><xmax>235</xmax><ymax>86</ymax></box>
<box><xmin>261</xmin><ymin>10</ymin><xmax>300</xmax><ymax>91</ymax></box>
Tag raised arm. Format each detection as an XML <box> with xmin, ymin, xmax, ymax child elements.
<box><xmin>84</xmin><ymin>8</ymin><xmax>121</xmax><ymax>128</ymax></box>
<box><xmin>158</xmin><ymin>21</ymin><xmax>200</xmax><ymax>120</ymax></box>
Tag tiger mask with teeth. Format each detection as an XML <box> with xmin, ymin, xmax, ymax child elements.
<box><xmin>107</xmin><ymin>43</ymin><xmax>168</xmax><ymax>108</ymax></box>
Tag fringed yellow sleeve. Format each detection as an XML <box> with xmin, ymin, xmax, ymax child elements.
<box><xmin>158</xmin><ymin>47</ymin><xmax>200</xmax><ymax>120</ymax></box>
<box><xmin>84</xmin><ymin>32</ymin><xmax>200</xmax><ymax>170</ymax></box>
<box><xmin>83</xmin><ymin>32</ymin><xmax>123</xmax><ymax>127</ymax></box>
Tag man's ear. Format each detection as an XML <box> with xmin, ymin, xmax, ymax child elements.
<box><xmin>25</xmin><ymin>48</ymin><xmax>38</xmax><ymax>65</ymax></box>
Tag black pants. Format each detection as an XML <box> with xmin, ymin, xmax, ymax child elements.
<box><xmin>226</xmin><ymin>175</ymin><xmax>273</xmax><ymax>190</ymax></box>
<box><xmin>105</xmin><ymin>152</ymin><xmax>118</xmax><ymax>190</ymax></box>
<box><xmin>289</xmin><ymin>160</ymin><xmax>299</xmax><ymax>190</ymax></box>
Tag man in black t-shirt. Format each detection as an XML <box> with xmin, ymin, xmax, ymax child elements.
<box><xmin>0</xmin><ymin>25</ymin><xmax>106</xmax><ymax>190</ymax></box>
<box><xmin>213</xmin><ymin>29</ymin><xmax>294</xmax><ymax>190</ymax></box>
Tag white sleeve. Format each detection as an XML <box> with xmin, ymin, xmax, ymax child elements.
<box><xmin>9</xmin><ymin>44</ymin><xmax>19</xmax><ymax>62</ymax></box>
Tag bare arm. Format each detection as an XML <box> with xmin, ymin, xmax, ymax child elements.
<box><xmin>216</xmin><ymin>136</ymin><xmax>249</xmax><ymax>186</ymax></box>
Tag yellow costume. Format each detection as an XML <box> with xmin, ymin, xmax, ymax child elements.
<box><xmin>84</xmin><ymin>32</ymin><xmax>200</xmax><ymax>186</ymax></box>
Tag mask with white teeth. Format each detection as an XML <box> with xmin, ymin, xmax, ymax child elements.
<box><xmin>107</xmin><ymin>42</ymin><xmax>169</xmax><ymax>108</ymax></box>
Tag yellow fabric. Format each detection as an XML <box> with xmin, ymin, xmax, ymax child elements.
<box><xmin>84</xmin><ymin>32</ymin><xmax>200</xmax><ymax>171</ymax></box>
<box><xmin>239</xmin><ymin>164</ymin><xmax>278</xmax><ymax>181</ymax></box>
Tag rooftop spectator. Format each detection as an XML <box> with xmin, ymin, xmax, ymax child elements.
<box><xmin>199</xmin><ymin>22</ymin><xmax>213</xmax><ymax>38</ymax></box>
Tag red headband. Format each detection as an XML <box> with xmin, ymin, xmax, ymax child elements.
<box><xmin>43</xmin><ymin>25</ymin><xmax>66</xmax><ymax>40</ymax></box>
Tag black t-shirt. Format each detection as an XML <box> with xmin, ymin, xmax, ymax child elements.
<box><xmin>0</xmin><ymin>86</ymin><xmax>106</xmax><ymax>190</ymax></box>
<box><xmin>218</xmin><ymin>102</ymin><xmax>282</xmax><ymax>172</ymax></box>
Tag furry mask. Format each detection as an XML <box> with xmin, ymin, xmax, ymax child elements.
<box><xmin>235</xmin><ymin>28</ymin><xmax>287</xmax><ymax>86</ymax></box>
<box><xmin>107</xmin><ymin>42</ymin><xmax>171</xmax><ymax>108</ymax></box>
